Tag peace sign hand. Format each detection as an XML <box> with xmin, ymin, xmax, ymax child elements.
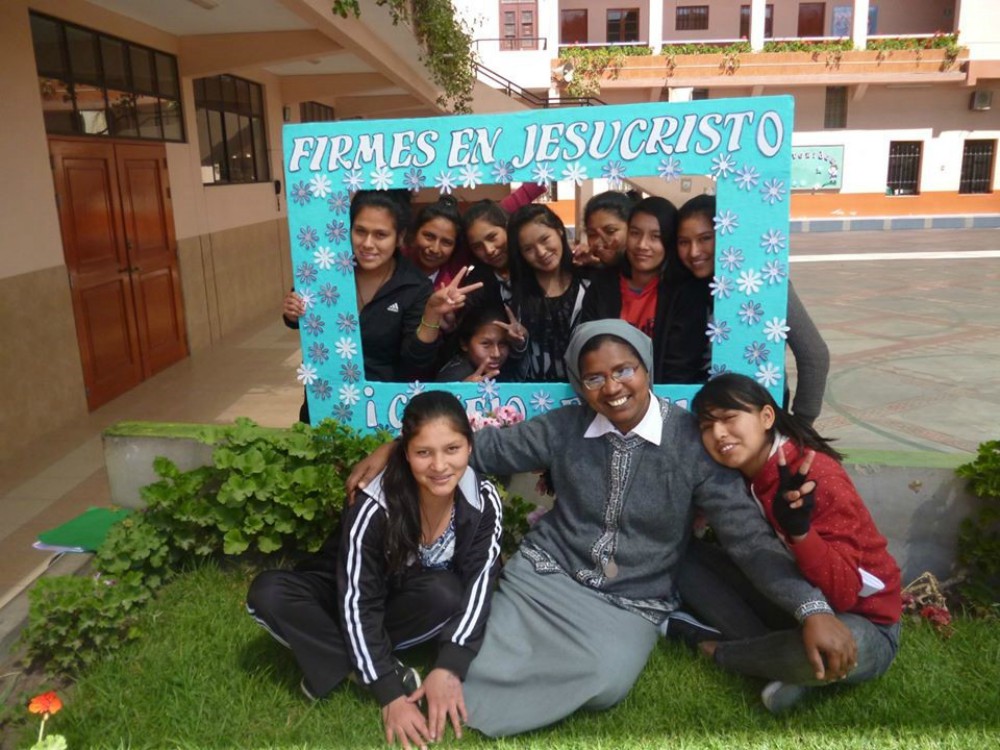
<box><xmin>494</xmin><ymin>304</ymin><xmax>528</xmax><ymax>347</ymax></box>
<box><xmin>463</xmin><ymin>359</ymin><xmax>500</xmax><ymax>383</ymax></box>
<box><xmin>774</xmin><ymin>445</ymin><xmax>817</xmax><ymax>540</ymax></box>
<box><xmin>425</xmin><ymin>265</ymin><xmax>484</xmax><ymax>322</ymax></box>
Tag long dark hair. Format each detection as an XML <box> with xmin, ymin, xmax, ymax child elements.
<box><xmin>507</xmin><ymin>203</ymin><xmax>575</xmax><ymax>300</ymax></box>
<box><xmin>623</xmin><ymin>196</ymin><xmax>677</xmax><ymax>279</ymax></box>
<box><xmin>674</xmin><ymin>194</ymin><xmax>715</xmax><ymax>280</ymax></box>
<box><xmin>584</xmin><ymin>190</ymin><xmax>635</xmax><ymax>225</ymax></box>
<box><xmin>692</xmin><ymin>373</ymin><xmax>843</xmax><ymax>461</ymax></box>
<box><xmin>457</xmin><ymin>305</ymin><xmax>507</xmax><ymax>349</ymax></box>
<box><xmin>463</xmin><ymin>199</ymin><xmax>507</xmax><ymax>232</ymax></box>
<box><xmin>381</xmin><ymin>391</ymin><xmax>474</xmax><ymax>574</ymax></box>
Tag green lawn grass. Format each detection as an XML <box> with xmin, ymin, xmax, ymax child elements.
<box><xmin>30</xmin><ymin>564</ymin><xmax>1000</xmax><ymax>749</ymax></box>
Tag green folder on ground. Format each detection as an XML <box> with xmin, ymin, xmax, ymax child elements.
<box><xmin>35</xmin><ymin>507</ymin><xmax>132</xmax><ymax>553</ymax></box>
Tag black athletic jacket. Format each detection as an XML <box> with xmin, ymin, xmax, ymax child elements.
<box><xmin>338</xmin><ymin>468</ymin><xmax>503</xmax><ymax>706</ymax></box>
<box><xmin>359</xmin><ymin>256</ymin><xmax>439</xmax><ymax>381</ymax></box>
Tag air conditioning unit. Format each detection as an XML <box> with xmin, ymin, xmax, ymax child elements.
<box><xmin>970</xmin><ymin>90</ymin><xmax>992</xmax><ymax>111</ymax></box>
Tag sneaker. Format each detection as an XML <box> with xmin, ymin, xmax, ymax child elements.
<box><xmin>394</xmin><ymin>658</ymin><xmax>422</xmax><ymax>701</ymax></box>
<box><xmin>661</xmin><ymin>610</ymin><xmax>722</xmax><ymax>651</ymax></box>
<box><xmin>760</xmin><ymin>680</ymin><xmax>808</xmax><ymax>714</ymax></box>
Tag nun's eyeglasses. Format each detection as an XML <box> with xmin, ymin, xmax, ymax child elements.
<box><xmin>581</xmin><ymin>365</ymin><xmax>639</xmax><ymax>391</ymax></box>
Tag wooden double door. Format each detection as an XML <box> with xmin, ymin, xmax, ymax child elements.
<box><xmin>50</xmin><ymin>138</ymin><xmax>188</xmax><ymax>410</ymax></box>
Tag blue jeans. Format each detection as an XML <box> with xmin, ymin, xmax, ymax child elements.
<box><xmin>678</xmin><ymin>539</ymin><xmax>900</xmax><ymax>686</ymax></box>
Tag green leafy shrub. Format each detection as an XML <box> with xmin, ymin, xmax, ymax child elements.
<box><xmin>21</xmin><ymin>418</ymin><xmax>542</xmax><ymax>673</ymax></box>
<box><xmin>762</xmin><ymin>39</ymin><xmax>853</xmax><ymax>53</ymax></box>
<box><xmin>867</xmin><ymin>33</ymin><xmax>960</xmax><ymax>52</ymax></box>
<box><xmin>22</xmin><ymin>418</ymin><xmax>385</xmax><ymax>673</ymax></box>
<box><xmin>24</xmin><ymin>574</ymin><xmax>150</xmax><ymax>674</ymax></box>
<box><xmin>134</xmin><ymin>418</ymin><xmax>385</xmax><ymax>558</ymax></box>
<box><xmin>663</xmin><ymin>41</ymin><xmax>752</xmax><ymax>56</ymax></box>
<box><xmin>956</xmin><ymin>440</ymin><xmax>1000</xmax><ymax>612</ymax></box>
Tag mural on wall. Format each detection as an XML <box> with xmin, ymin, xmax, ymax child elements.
<box><xmin>791</xmin><ymin>145</ymin><xmax>844</xmax><ymax>190</ymax></box>
<box><xmin>282</xmin><ymin>98</ymin><xmax>794</xmax><ymax>432</ymax></box>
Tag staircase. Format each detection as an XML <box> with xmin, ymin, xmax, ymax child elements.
<box><xmin>474</xmin><ymin>62</ymin><xmax>606</xmax><ymax>108</ymax></box>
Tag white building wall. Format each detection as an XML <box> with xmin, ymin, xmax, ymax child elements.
<box><xmin>457</xmin><ymin>0</ymin><xmax>556</xmax><ymax>91</ymax></box>
<box><xmin>788</xmin><ymin>84</ymin><xmax>1000</xmax><ymax>194</ymax></box>
<box><xmin>957</xmin><ymin>0</ymin><xmax>1000</xmax><ymax>60</ymax></box>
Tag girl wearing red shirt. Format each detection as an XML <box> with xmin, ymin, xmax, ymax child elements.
<box><xmin>683</xmin><ymin>373</ymin><xmax>902</xmax><ymax>713</ymax></box>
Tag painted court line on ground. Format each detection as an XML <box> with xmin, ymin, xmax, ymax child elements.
<box><xmin>791</xmin><ymin>250</ymin><xmax>1000</xmax><ymax>263</ymax></box>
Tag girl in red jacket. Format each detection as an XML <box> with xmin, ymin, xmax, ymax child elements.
<box><xmin>681</xmin><ymin>373</ymin><xmax>902</xmax><ymax>713</ymax></box>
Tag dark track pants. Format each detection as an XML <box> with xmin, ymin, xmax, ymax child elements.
<box><xmin>247</xmin><ymin>567</ymin><xmax>462</xmax><ymax>697</ymax></box>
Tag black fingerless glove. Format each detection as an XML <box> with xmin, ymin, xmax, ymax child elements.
<box><xmin>773</xmin><ymin>463</ymin><xmax>816</xmax><ymax>538</ymax></box>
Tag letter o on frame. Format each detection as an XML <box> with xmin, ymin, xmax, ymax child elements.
<box><xmin>756</xmin><ymin>111</ymin><xmax>783</xmax><ymax>158</ymax></box>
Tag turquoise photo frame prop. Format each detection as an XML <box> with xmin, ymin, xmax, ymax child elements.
<box><xmin>283</xmin><ymin>96</ymin><xmax>793</xmax><ymax>431</ymax></box>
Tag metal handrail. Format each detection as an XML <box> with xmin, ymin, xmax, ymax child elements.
<box><xmin>473</xmin><ymin>61</ymin><xmax>606</xmax><ymax>108</ymax></box>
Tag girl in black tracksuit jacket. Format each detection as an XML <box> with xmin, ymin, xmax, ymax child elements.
<box><xmin>247</xmin><ymin>391</ymin><xmax>502</xmax><ymax>744</ymax></box>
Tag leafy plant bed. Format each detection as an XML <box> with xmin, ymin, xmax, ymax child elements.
<box><xmin>7</xmin><ymin>563</ymin><xmax>1000</xmax><ymax>749</ymax></box>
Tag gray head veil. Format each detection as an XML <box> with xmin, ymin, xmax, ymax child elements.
<box><xmin>564</xmin><ymin>319</ymin><xmax>654</xmax><ymax>399</ymax></box>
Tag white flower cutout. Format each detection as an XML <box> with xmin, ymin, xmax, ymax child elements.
<box><xmin>435</xmin><ymin>170</ymin><xmax>457</xmax><ymax>195</ymax></box>
<box><xmin>309</xmin><ymin>174</ymin><xmax>332</xmax><ymax>198</ymax></box>
<box><xmin>459</xmin><ymin>164</ymin><xmax>483</xmax><ymax>189</ymax></box>
<box><xmin>370</xmin><ymin>166</ymin><xmax>394</xmax><ymax>191</ymax></box>
<box><xmin>763</xmin><ymin>317</ymin><xmax>790</xmax><ymax>343</ymax></box>
<box><xmin>657</xmin><ymin>157</ymin><xmax>683</xmax><ymax>181</ymax></box>
<box><xmin>562</xmin><ymin>162</ymin><xmax>588</xmax><ymax>185</ymax></box>
<box><xmin>296</xmin><ymin>363</ymin><xmax>318</xmax><ymax>385</ymax></box>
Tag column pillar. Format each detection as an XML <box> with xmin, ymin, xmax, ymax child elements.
<box><xmin>750</xmin><ymin>0</ymin><xmax>766</xmax><ymax>51</ymax></box>
<box><xmin>648</xmin><ymin>0</ymin><xmax>664</xmax><ymax>54</ymax></box>
<box><xmin>852</xmin><ymin>0</ymin><xmax>871</xmax><ymax>49</ymax></box>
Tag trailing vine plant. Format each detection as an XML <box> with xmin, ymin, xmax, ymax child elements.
<box><xmin>332</xmin><ymin>0</ymin><xmax>476</xmax><ymax>113</ymax></box>
<box><xmin>561</xmin><ymin>45</ymin><xmax>651</xmax><ymax>98</ymax></box>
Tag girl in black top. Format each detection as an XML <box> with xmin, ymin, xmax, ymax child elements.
<box><xmin>435</xmin><ymin>305</ymin><xmax>515</xmax><ymax>383</ymax></box>
<box><xmin>507</xmin><ymin>204</ymin><xmax>588</xmax><ymax>382</ymax></box>
<box><xmin>247</xmin><ymin>391</ymin><xmax>503</xmax><ymax>746</ymax></box>
<box><xmin>349</xmin><ymin>191</ymin><xmax>480</xmax><ymax>381</ymax></box>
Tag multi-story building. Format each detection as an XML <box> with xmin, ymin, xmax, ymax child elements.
<box><xmin>0</xmin><ymin>0</ymin><xmax>524</xmax><ymax>454</ymax></box>
<box><xmin>462</xmin><ymin>0</ymin><xmax>1000</xmax><ymax>230</ymax></box>
<box><xmin>1</xmin><ymin>0</ymin><xmax>997</xmax><ymax>452</ymax></box>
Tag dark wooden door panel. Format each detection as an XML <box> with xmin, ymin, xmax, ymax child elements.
<box><xmin>78</xmin><ymin>277</ymin><xmax>142</xmax><ymax>408</ymax></box>
<box><xmin>50</xmin><ymin>139</ymin><xmax>142</xmax><ymax>409</ymax></box>
<box><xmin>50</xmin><ymin>138</ymin><xmax>187</xmax><ymax>408</ymax></box>
<box><xmin>133</xmin><ymin>267</ymin><xmax>185</xmax><ymax>375</ymax></box>
<box><xmin>798</xmin><ymin>2</ymin><xmax>826</xmax><ymax>37</ymax></box>
<box><xmin>116</xmin><ymin>144</ymin><xmax>188</xmax><ymax>376</ymax></box>
<box><xmin>62</xmin><ymin>158</ymin><xmax>127</xmax><ymax>273</ymax></box>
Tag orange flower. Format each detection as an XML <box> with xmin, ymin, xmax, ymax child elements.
<box><xmin>28</xmin><ymin>691</ymin><xmax>62</xmax><ymax>716</ymax></box>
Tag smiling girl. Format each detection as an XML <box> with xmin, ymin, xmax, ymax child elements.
<box><xmin>348</xmin><ymin>191</ymin><xmax>480</xmax><ymax>382</ymax></box>
<box><xmin>578</xmin><ymin>190</ymin><xmax>635</xmax><ymax>269</ymax></box>
<box><xmin>248</xmin><ymin>391</ymin><xmax>503</xmax><ymax>747</ymax></box>
<box><xmin>682</xmin><ymin>372</ymin><xmax>902</xmax><ymax>713</ymax></box>
<box><xmin>403</xmin><ymin>195</ymin><xmax>464</xmax><ymax>288</ymax></box>
<box><xmin>580</xmin><ymin>196</ymin><xmax>709</xmax><ymax>385</ymax></box>
<box><xmin>675</xmin><ymin>195</ymin><xmax>829</xmax><ymax>423</ymax></box>
<box><xmin>507</xmin><ymin>204</ymin><xmax>588</xmax><ymax>381</ymax></box>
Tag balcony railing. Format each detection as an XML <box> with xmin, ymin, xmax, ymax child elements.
<box><xmin>473</xmin><ymin>62</ymin><xmax>606</xmax><ymax>107</ymax></box>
